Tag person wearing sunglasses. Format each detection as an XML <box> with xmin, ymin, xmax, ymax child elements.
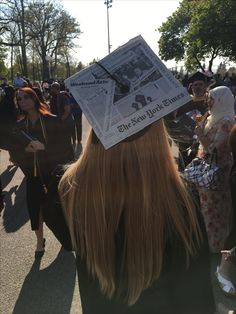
<box><xmin>10</xmin><ymin>87</ymin><xmax>74</xmax><ymax>258</ymax></box>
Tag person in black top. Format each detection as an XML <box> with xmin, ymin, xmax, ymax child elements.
<box><xmin>165</xmin><ymin>72</ymin><xmax>212</xmax><ymax>168</ymax></box>
<box><xmin>0</xmin><ymin>86</ymin><xmax>18</xmax><ymax>149</ymax></box>
<box><xmin>49</xmin><ymin>82</ymin><xmax>76</xmax><ymax>149</ymax></box>
<box><xmin>54</xmin><ymin>120</ymin><xmax>215</xmax><ymax>314</ymax></box>
<box><xmin>177</xmin><ymin>71</ymin><xmax>211</xmax><ymax>116</ymax></box>
<box><xmin>10</xmin><ymin>87</ymin><xmax>74</xmax><ymax>258</ymax></box>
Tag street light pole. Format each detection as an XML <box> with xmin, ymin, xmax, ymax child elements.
<box><xmin>104</xmin><ymin>0</ymin><xmax>113</xmax><ymax>54</ymax></box>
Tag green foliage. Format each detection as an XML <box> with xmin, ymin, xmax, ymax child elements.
<box><xmin>0</xmin><ymin>0</ymin><xmax>81</xmax><ymax>80</ymax></box>
<box><xmin>158</xmin><ymin>0</ymin><xmax>236</xmax><ymax>71</ymax></box>
<box><xmin>158</xmin><ymin>0</ymin><xmax>192</xmax><ymax>62</ymax></box>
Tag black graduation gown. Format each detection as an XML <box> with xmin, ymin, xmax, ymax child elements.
<box><xmin>75</xmin><ymin>217</ymin><xmax>215</xmax><ymax>314</ymax></box>
<box><xmin>0</xmin><ymin>97</ymin><xmax>17</xmax><ymax>150</ymax></box>
<box><xmin>43</xmin><ymin>176</ymin><xmax>215</xmax><ymax>314</ymax></box>
<box><xmin>176</xmin><ymin>98</ymin><xmax>208</xmax><ymax>116</ymax></box>
<box><xmin>9</xmin><ymin>114</ymin><xmax>74</xmax><ymax>230</ymax></box>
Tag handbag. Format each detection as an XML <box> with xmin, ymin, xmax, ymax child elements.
<box><xmin>183</xmin><ymin>148</ymin><xmax>224</xmax><ymax>190</ymax></box>
<box><xmin>215</xmin><ymin>247</ymin><xmax>236</xmax><ymax>297</ymax></box>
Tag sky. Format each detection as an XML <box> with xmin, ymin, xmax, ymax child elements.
<box><xmin>61</xmin><ymin>0</ymin><xmax>181</xmax><ymax>68</ymax></box>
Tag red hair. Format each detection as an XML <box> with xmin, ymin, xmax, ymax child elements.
<box><xmin>16</xmin><ymin>87</ymin><xmax>51</xmax><ymax>116</ymax></box>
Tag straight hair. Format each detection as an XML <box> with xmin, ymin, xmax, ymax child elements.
<box><xmin>59</xmin><ymin>119</ymin><xmax>201</xmax><ymax>305</ymax></box>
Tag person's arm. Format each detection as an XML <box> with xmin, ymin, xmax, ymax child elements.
<box><xmin>61</xmin><ymin>104</ymin><xmax>71</xmax><ymax>121</ymax></box>
<box><xmin>8</xmin><ymin>126</ymin><xmax>32</xmax><ymax>150</ymax></box>
<box><xmin>10</xmin><ymin>126</ymin><xmax>45</xmax><ymax>153</ymax></box>
<box><xmin>195</xmin><ymin>125</ymin><xmax>212</xmax><ymax>149</ymax></box>
<box><xmin>196</xmin><ymin>119</ymin><xmax>233</xmax><ymax>153</ymax></box>
<box><xmin>194</xmin><ymin>113</ymin><xmax>211</xmax><ymax>149</ymax></box>
<box><xmin>60</xmin><ymin>94</ymin><xmax>71</xmax><ymax>121</ymax></box>
<box><xmin>25</xmin><ymin>140</ymin><xmax>45</xmax><ymax>152</ymax></box>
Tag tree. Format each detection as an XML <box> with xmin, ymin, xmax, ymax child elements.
<box><xmin>0</xmin><ymin>0</ymin><xmax>81</xmax><ymax>80</ymax></box>
<box><xmin>26</xmin><ymin>0</ymin><xmax>80</xmax><ymax>80</ymax></box>
<box><xmin>158</xmin><ymin>0</ymin><xmax>236</xmax><ymax>72</ymax></box>
<box><xmin>0</xmin><ymin>0</ymin><xmax>30</xmax><ymax>76</ymax></box>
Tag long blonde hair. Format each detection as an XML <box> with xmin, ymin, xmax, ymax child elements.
<box><xmin>59</xmin><ymin>119</ymin><xmax>201</xmax><ymax>305</ymax></box>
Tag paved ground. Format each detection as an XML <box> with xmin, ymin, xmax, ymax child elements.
<box><xmin>0</xmin><ymin>117</ymin><xmax>236</xmax><ymax>314</ymax></box>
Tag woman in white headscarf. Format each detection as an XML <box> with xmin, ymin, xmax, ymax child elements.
<box><xmin>195</xmin><ymin>86</ymin><xmax>235</xmax><ymax>253</ymax></box>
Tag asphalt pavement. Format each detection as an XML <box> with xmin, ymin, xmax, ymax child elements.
<box><xmin>0</xmin><ymin>117</ymin><xmax>236</xmax><ymax>314</ymax></box>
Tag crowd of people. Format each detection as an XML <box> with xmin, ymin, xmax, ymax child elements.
<box><xmin>0</xmin><ymin>68</ymin><xmax>236</xmax><ymax>313</ymax></box>
<box><xmin>0</xmin><ymin>75</ymin><xmax>82</xmax><ymax>255</ymax></box>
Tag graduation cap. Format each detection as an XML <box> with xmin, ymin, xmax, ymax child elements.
<box><xmin>66</xmin><ymin>35</ymin><xmax>192</xmax><ymax>149</ymax></box>
<box><xmin>188</xmin><ymin>71</ymin><xmax>212</xmax><ymax>85</ymax></box>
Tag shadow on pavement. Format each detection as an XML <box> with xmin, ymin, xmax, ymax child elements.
<box><xmin>13</xmin><ymin>247</ymin><xmax>76</xmax><ymax>314</ymax></box>
<box><xmin>1</xmin><ymin>165</ymin><xmax>18</xmax><ymax>189</ymax></box>
<box><xmin>2</xmin><ymin>177</ymin><xmax>29</xmax><ymax>233</ymax></box>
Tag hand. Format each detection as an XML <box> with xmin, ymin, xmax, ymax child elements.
<box><xmin>194</xmin><ymin>125</ymin><xmax>204</xmax><ymax>137</ymax></box>
<box><xmin>195</xmin><ymin>111</ymin><xmax>209</xmax><ymax>127</ymax></box>
<box><xmin>221</xmin><ymin>250</ymin><xmax>231</xmax><ymax>261</ymax></box>
<box><xmin>25</xmin><ymin>140</ymin><xmax>45</xmax><ymax>152</ymax></box>
<box><xmin>195</xmin><ymin>114</ymin><xmax>203</xmax><ymax>126</ymax></box>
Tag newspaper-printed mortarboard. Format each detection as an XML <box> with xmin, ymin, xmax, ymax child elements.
<box><xmin>65</xmin><ymin>35</ymin><xmax>192</xmax><ymax>149</ymax></box>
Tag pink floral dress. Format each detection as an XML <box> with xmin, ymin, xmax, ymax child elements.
<box><xmin>197</xmin><ymin>118</ymin><xmax>234</xmax><ymax>253</ymax></box>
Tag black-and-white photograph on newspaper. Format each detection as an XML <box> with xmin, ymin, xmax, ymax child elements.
<box><xmin>65</xmin><ymin>35</ymin><xmax>191</xmax><ymax>149</ymax></box>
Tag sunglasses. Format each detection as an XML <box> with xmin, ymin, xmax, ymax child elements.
<box><xmin>17</xmin><ymin>94</ymin><xmax>30</xmax><ymax>101</ymax></box>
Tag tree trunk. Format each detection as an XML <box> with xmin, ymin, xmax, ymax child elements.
<box><xmin>208</xmin><ymin>55</ymin><xmax>216</xmax><ymax>72</ymax></box>
<box><xmin>20</xmin><ymin>0</ymin><xmax>28</xmax><ymax>77</ymax></box>
<box><xmin>36</xmin><ymin>62</ymin><xmax>41</xmax><ymax>81</ymax></box>
<box><xmin>41</xmin><ymin>46</ymin><xmax>50</xmax><ymax>80</ymax></box>
<box><xmin>42</xmin><ymin>58</ymin><xmax>50</xmax><ymax>81</ymax></box>
<box><xmin>65</xmin><ymin>54</ymin><xmax>70</xmax><ymax>77</ymax></box>
<box><xmin>52</xmin><ymin>49</ymin><xmax>58</xmax><ymax>78</ymax></box>
<box><xmin>10</xmin><ymin>42</ymin><xmax>14</xmax><ymax>82</ymax></box>
<box><xmin>208</xmin><ymin>48</ymin><xmax>219</xmax><ymax>72</ymax></box>
<box><xmin>194</xmin><ymin>55</ymin><xmax>205</xmax><ymax>72</ymax></box>
<box><xmin>208</xmin><ymin>60</ymin><xmax>213</xmax><ymax>73</ymax></box>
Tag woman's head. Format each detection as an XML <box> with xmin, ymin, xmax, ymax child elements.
<box><xmin>32</xmin><ymin>81</ymin><xmax>42</xmax><ymax>89</ymax></box>
<box><xmin>208</xmin><ymin>86</ymin><xmax>235</xmax><ymax>116</ymax></box>
<box><xmin>16</xmin><ymin>87</ymin><xmax>49</xmax><ymax>115</ymax></box>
